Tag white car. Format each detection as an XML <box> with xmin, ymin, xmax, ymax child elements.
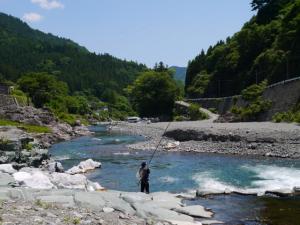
<box><xmin>127</xmin><ymin>117</ymin><xmax>141</xmax><ymax>123</ymax></box>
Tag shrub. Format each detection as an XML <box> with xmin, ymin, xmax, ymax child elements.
<box><xmin>208</xmin><ymin>108</ymin><xmax>218</xmax><ymax>114</ymax></box>
<box><xmin>188</xmin><ymin>103</ymin><xmax>209</xmax><ymax>121</ymax></box>
<box><xmin>230</xmin><ymin>80</ymin><xmax>272</xmax><ymax>121</ymax></box>
<box><xmin>272</xmin><ymin>102</ymin><xmax>300</xmax><ymax>123</ymax></box>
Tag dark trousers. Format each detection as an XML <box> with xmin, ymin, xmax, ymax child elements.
<box><xmin>141</xmin><ymin>180</ymin><xmax>149</xmax><ymax>194</ymax></box>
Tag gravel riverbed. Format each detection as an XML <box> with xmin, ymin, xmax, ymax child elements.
<box><xmin>111</xmin><ymin>121</ymin><xmax>300</xmax><ymax>159</ymax></box>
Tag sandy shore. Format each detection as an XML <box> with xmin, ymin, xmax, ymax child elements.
<box><xmin>111</xmin><ymin>121</ymin><xmax>300</xmax><ymax>159</ymax></box>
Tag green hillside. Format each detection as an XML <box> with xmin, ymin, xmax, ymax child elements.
<box><xmin>0</xmin><ymin>12</ymin><xmax>149</xmax><ymax>122</ymax></box>
<box><xmin>0</xmin><ymin>12</ymin><xmax>146</xmax><ymax>95</ymax></box>
<box><xmin>185</xmin><ymin>0</ymin><xmax>300</xmax><ymax>98</ymax></box>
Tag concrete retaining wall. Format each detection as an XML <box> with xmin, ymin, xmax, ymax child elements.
<box><xmin>188</xmin><ymin>77</ymin><xmax>300</xmax><ymax>121</ymax></box>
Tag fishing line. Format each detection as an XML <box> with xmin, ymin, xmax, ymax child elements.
<box><xmin>148</xmin><ymin>121</ymin><xmax>172</xmax><ymax>166</ymax></box>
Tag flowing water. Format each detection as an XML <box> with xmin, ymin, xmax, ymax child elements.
<box><xmin>50</xmin><ymin>125</ymin><xmax>300</xmax><ymax>224</ymax></box>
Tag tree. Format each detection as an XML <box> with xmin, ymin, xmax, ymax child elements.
<box><xmin>17</xmin><ymin>72</ymin><xmax>68</xmax><ymax>108</ymax></box>
<box><xmin>129</xmin><ymin>71</ymin><xmax>178</xmax><ymax>118</ymax></box>
<box><xmin>251</xmin><ymin>0</ymin><xmax>271</xmax><ymax>11</ymax></box>
<box><xmin>154</xmin><ymin>61</ymin><xmax>168</xmax><ymax>72</ymax></box>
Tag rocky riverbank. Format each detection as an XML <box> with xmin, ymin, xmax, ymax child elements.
<box><xmin>0</xmin><ymin>181</ymin><xmax>217</xmax><ymax>225</ymax></box>
<box><xmin>0</xmin><ymin>111</ymin><xmax>220</xmax><ymax>225</ymax></box>
<box><xmin>0</xmin><ymin>105</ymin><xmax>92</xmax><ymax>167</ymax></box>
<box><xmin>111</xmin><ymin>121</ymin><xmax>300</xmax><ymax>159</ymax></box>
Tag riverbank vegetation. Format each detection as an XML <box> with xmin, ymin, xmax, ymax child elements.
<box><xmin>185</xmin><ymin>0</ymin><xmax>300</xmax><ymax>98</ymax></box>
<box><xmin>0</xmin><ymin>12</ymin><xmax>149</xmax><ymax>123</ymax></box>
<box><xmin>231</xmin><ymin>80</ymin><xmax>272</xmax><ymax>121</ymax></box>
<box><xmin>0</xmin><ymin>119</ymin><xmax>51</xmax><ymax>133</ymax></box>
<box><xmin>273</xmin><ymin>101</ymin><xmax>300</xmax><ymax>123</ymax></box>
<box><xmin>127</xmin><ymin>63</ymin><xmax>181</xmax><ymax>119</ymax></box>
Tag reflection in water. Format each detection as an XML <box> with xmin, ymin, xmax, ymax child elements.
<box><xmin>259</xmin><ymin>197</ymin><xmax>300</xmax><ymax>225</ymax></box>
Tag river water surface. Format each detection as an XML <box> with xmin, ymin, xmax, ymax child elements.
<box><xmin>50</xmin><ymin>125</ymin><xmax>300</xmax><ymax>225</ymax></box>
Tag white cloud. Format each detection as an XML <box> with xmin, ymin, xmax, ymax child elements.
<box><xmin>31</xmin><ymin>0</ymin><xmax>64</xmax><ymax>10</ymax></box>
<box><xmin>23</xmin><ymin>12</ymin><xmax>43</xmax><ymax>23</ymax></box>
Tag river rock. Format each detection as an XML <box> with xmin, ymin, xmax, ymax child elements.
<box><xmin>172</xmin><ymin>205</ymin><xmax>213</xmax><ymax>218</ymax></box>
<box><xmin>47</xmin><ymin>161</ymin><xmax>64</xmax><ymax>173</ymax></box>
<box><xmin>133</xmin><ymin>202</ymin><xmax>194</xmax><ymax>223</ymax></box>
<box><xmin>99</xmin><ymin>191</ymin><xmax>136</xmax><ymax>215</ymax></box>
<box><xmin>66</xmin><ymin>159</ymin><xmax>101</xmax><ymax>175</ymax></box>
<box><xmin>74</xmin><ymin>192</ymin><xmax>106</xmax><ymax>210</ymax></box>
<box><xmin>86</xmin><ymin>180</ymin><xmax>105</xmax><ymax>191</ymax></box>
<box><xmin>13</xmin><ymin>171</ymin><xmax>54</xmax><ymax>189</ymax></box>
<box><xmin>0</xmin><ymin>164</ymin><xmax>17</xmax><ymax>174</ymax></box>
<box><xmin>0</xmin><ymin>172</ymin><xmax>15</xmax><ymax>186</ymax></box>
<box><xmin>50</xmin><ymin>172</ymin><xmax>88</xmax><ymax>189</ymax></box>
<box><xmin>73</xmin><ymin>125</ymin><xmax>92</xmax><ymax>136</ymax></box>
<box><xmin>265</xmin><ymin>189</ymin><xmax>293</xmax><ymax>197</ymax></box>
<box><xmin>196</xmin><ymin>189</ymin><xmax>226</xmax><ymax>197</ymax></box>
<box><xmin>103</xmin><ymin>207</ymin><xmax>115</xmax><ymax>213</ymax></box>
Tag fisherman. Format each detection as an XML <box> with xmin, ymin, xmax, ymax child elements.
<box><xmin>139</xmin><ymin>162</ymin><xmax>150</xmax><ymax>194</ymax></box>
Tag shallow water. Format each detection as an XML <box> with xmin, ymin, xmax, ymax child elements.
<box><xmin>50</xmin><ymin>125</ymin><xmax>300</xmax><ymax>224</ymax></box>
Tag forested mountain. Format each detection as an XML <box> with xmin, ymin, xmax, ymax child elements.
<box><xmin>170</xmin><ymin>66</ymin><xmax>187</xmax><ymax>83</ymax></box>
<box><xmin>0</xmin><ymin>12</ymin><xmax>147</xmax><ymax>95</ymax></box>
<box><xmin>185</xmin><ymin>0</ymin><xmax>300</xmax><ymax>98</ymax></box>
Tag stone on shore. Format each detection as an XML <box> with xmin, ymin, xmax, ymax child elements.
<box><xmin>13</xmin><ymin>171</ymin><xmax>54</xmax><ymax>189</ymax></box>
<box><xmin>37</xmin><ymin>195</ymin><xmax>75</xmax><ymax>207</ymax></box>
<box><xmin>103</xmin><ymin>207</ymin><xmax>115</xmax><ymax>213</ymax></box>
<box><xmin>47</xmin><ymin>161</ymin><xmax>64</xmax><ymax>173</ymax></box>
<box><xmin>0</xmin><ymin>164</ymin><xmax>17</xmax><ymax>174</ymax></box>
<box><xmin>133</xmin><ymin>202</ymin><xmax>195</xmax><ymax>223</ymax></box>
<box><xmin>66</xmin><ymin>159</ymin><xmax>101</xmax><ymax>175</ymax></box>
<box><xmin>265</xmin><ymin>189</ymin><xmax>293</xmax><ymax>197</ymax></box>
<box><xmin>172</xmin><ymin>205</ymin><xmax>213</xmax><ymax>218</ymax></box>
<box><xmin>50</xmin><ymin>172</ymin><xmax>88</xmax><ymax>190</ymax></box>
<box><xmin>0</xmin><ymin>172</ymin><xmax>15</xmax><ymax>186</ymax></box>
<box><xmin>74</xmin><ymin>192</ymin><xmax>106</xmax><ymax>209</ymax></box>
<box><xmin>196</xmin><ymin>189</ymin><xmax>228</xmax><ymax>197</ymax></box>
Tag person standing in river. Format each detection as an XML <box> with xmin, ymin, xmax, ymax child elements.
<box><xmin>139</xmin><ymin>162</ymin><xmax>150</xmax><ymax>194</ymax></box>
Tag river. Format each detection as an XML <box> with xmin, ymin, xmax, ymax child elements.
<box><xmin>50</xmin><ymin>125</ymin><xmax>300</xmax><ymax>225</ymax></box>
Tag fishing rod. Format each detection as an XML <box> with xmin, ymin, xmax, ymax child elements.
<box><xmin>148</xmin><ymin>121</ymin><xmax>172</xmax><ymax>166</ymax></box>
<box><xmin>136</xmin><ymin>120</ymin><xmax>172</xmax><ymax>185</ymax></box>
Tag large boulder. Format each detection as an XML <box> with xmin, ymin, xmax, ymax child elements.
<box><xmin>133</xmin><ymin>202</ymin><xmax>194</xmax><ymax>223</ymax></box>
<box><xmin>66</xmin><ymin>159</ymin><xmax>101</xmax><ymax>175</ymax></box>
<box><xmin>47</xmin><ymin>161</ymin><xmax>64</xmax><ymax>173</ymax></box>
<box><xmin>0</xmin><ymin>164</ymin><xmax>17</xmax><ymax>174</ymax></box>
<box><xmin>0</xmin><ymin>172</ymin><xmax>15</xmax><ymax>186</ymax></box>
<box><xmin>13</xmin><ymin>171</ymin><xmax>54</xmax><ymax>189</ymax></box>
<box><xmin>50</xmin><ymin>172</ymin><xmax>88</xmax><ymax>189</ymax></box>
<box><xmin>74</xmin><ymin>192</ymin><xmax>106</xmax><ymax>210</ymax></box>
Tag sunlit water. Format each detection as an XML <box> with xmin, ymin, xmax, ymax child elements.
<box><xmin>50</xmin><ymin>125</ymin><xmax>300</xmax><ymax>224</ymax></box>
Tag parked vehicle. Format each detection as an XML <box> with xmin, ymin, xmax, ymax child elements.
<box><xmin>127</xmin><ymin>117</ymin><xmax>141</xmax><ymax>123</ymax></box>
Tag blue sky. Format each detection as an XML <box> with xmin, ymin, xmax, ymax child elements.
<box><xmin>0</xmin><ymin>0</ymin><xmax>255</xmax><ymax>67</ymax></box>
